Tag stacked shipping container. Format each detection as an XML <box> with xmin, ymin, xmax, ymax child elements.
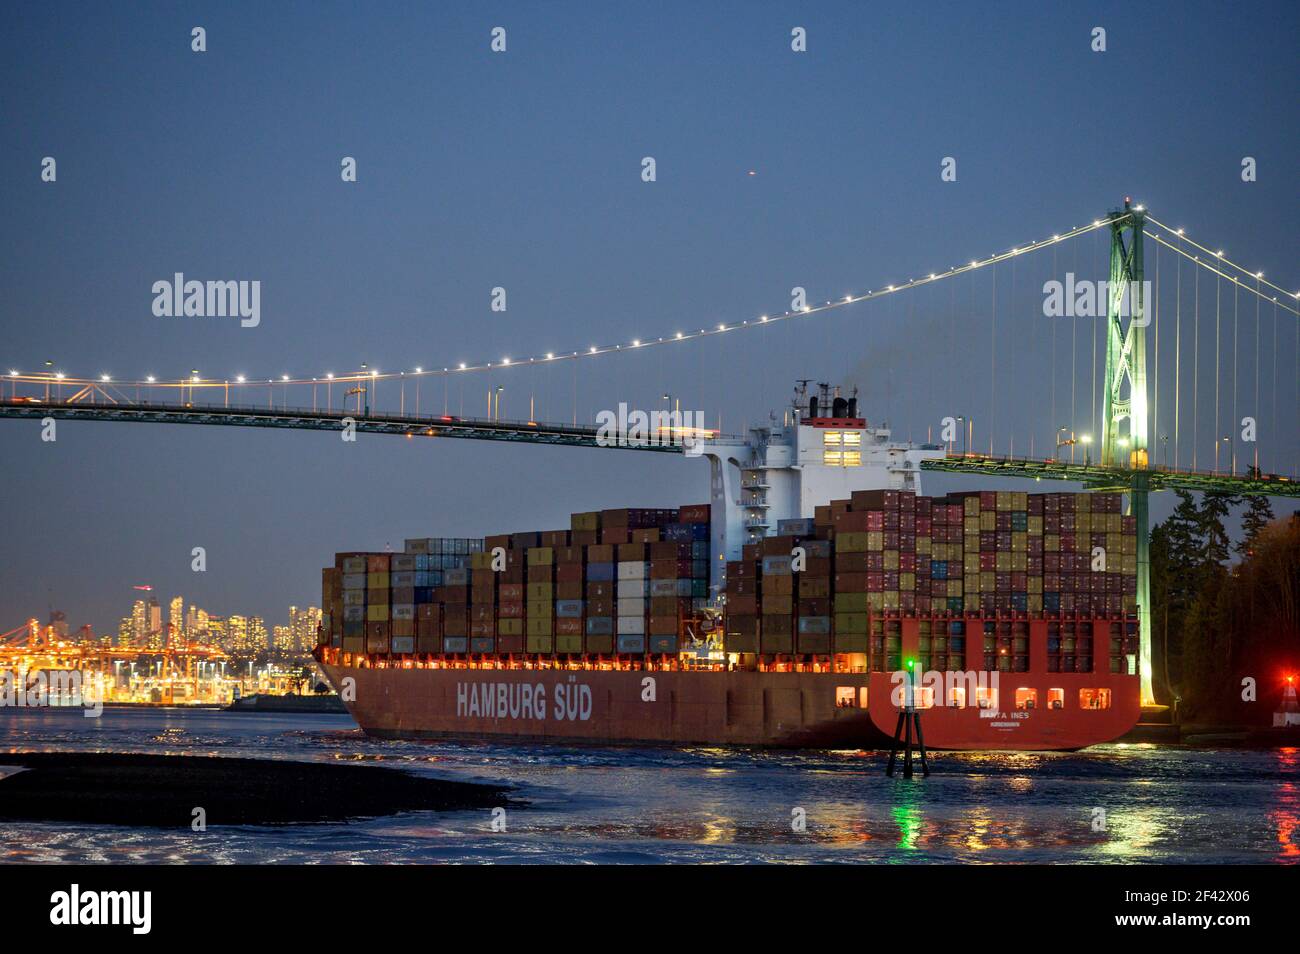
<box><xmin>321</xmin><ymin>508</ymin><xmax>712</xmax><ymax>658</ymax></box>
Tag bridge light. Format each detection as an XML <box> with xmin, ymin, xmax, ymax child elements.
<box><xmin>632</xmin><ymin>340</ymin><xmax>640</xmax><ymax>347</ymax></box>
<box><xmin>969</xmin><ymin>260</ymin><xmax>977</xmax><ymax>267</ymax></box>
<box><xmin>928</xmin><ymin>274</ymin><xmax>935</xmax><ymax>280</ymax></box>
<box><xmin>146</xmin><ymin>375</ymin><xmax>155</xmax><ymax>382</ymax></box>
<box><xmin>1215</xmin><ymin>250</ymin><xmax>1224</xmax><ymax>257</ymax></box>
<box><xmin>281</xmin><ymin>374</ymin><xmax>290</xmax><ymax>381</ymax></box>
<box><xmin>1053</xmin><ymin>234</ymin><xmax>1060</xmax><ymax>241</ymax></box>
<box><xmin>370</xmin><ymin>368</ymin><xmax>378</xmax><ymax>376</ymax></box>
<box><xmin>589</xmin><ymin>347</ymin><xmax>597</xmax><ymax>353</ymax></box>
<box><xmin>759</xmin><ymin>317</ymin><xmax>767</xmax><ymax>323</ymax></box>
<box><xmin>717</xmin><ymin>324</ymin><xmax>726</xmax><ymax>331</ymax></box>
<box><xmin>459</xmin><ymin>362</ymin><xmax>467</xmax><ymax>369</ymax></box>
<box><xmin>676</xmin><ymin>331</ymin><xmax>684</xmax><ymax>337</ymax></box>
<box><xmin>1093</xmin><ymin>220</ymin><xmax>1101</xmax><ymax>226</ymax></box>
<box><xmin>100</xmin><ymin>374</ymin><xmax>111</xmax><ymax>382</ymax></box>
<box><xmin>326</xmin><ymin>372</ymin><xmax>334</xmax><ymax>379</ymax></box>
<box><xmin>236</xmin><ymin>375</ymin><xmax>246</xmax><ymax>383</ymax></box>
<box><xmin>55</xmin><ymin>372</ymin><xmax>66</xmax><ymax>380</ymax></box>
<box><xmin>844</xmin><ymin>295</ymin><xmax>852</xmax><ymax>301</ymax></box>
<box><xmin>545</xmin><ymin>353</ymin><xmax>553</xmax><ymax>360</ymax></box>
<box><xmin>8</xmin><ymin>370</ymin><xmax>17</xmax><ymax>377</ymax></box>
<box><xmin>502</xmin><ymin>358</ymin><xmax>510</xmax><ymax>365</ymax></box>
<box><xmin>191</xmin><ymin>375</ymin><xmax>198</xmax><ymax>383</ymax></box>
<box><xmin>1255</xmin><ymin>272</ymin><xmax>1263</xmax><ymax>279</ymax></box>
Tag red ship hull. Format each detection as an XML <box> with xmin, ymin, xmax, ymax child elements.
<box><xmin>318</xmin><ymin>654</ymin><xmax>1139</xmax><ymax>750</ymax></box>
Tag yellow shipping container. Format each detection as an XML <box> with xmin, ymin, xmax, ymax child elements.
<box><xmin>1028</xmin><ymin>515</ymin><xmax>1043</xmax><ymax>535</ymax></box>
<box><xmin>1011</xmin><ymin>551</ymin><xmax>1028</xmax><ymax>572</ymax></box>
<box><xmin>1045</xmin><ymin>534</ymin><xmax>1060</xmax><ymax>552</ymax></box>
<box><xmin>980</xmin><ymin>571</ymin><xmax>996</xmax><ymax>593</ymax></box>
<box><xmin>498</xmin><ymin>618</ymin><xmax>524</xmax><ymax>636</ymax></box>
<box><xmin>1028</xmin><ymin>594</ymin><xmax>1044</xmax><ymax>613</ymax></box>
<box><xmin>526</xmin><ymin>617</ymin><xmax>553</xmax><ymax>636</ymax></box>
<box><xmin>1028</xmin><ymin>576</ymin><xmax>1043</xmax><ymax>594</ymax></box>
<box><xmin>366</xmin><ymin>604</ymin><xmax>390</xmax><ymax>622</ymax></box>
<box><xmin>996</xmin><ymin>491</ymin><xmax>1012</xmax><ymax>511</ymax></box>
<box><xmin>367</xmin><ymin>571</ymin><xmax>390</xmax><ymax>589</ymax></box>
<box><xmin>1014</xmin><ymin>492</ymin><xmax>1028</xmax><ymax>510</ymax></box>
<box><xmin>964</xmin><ymin>496</ymin><xmax>980</xmax><ymax>515</ymax></box>
<box><xmin>899</xmin><ymin>572</ymin><xmax>916</xmax><ymax>591</ymax></box>
<box><xmin>526</xmin><ymin>583</ymin><xmax>554</xmax><ymax>601</ymax></box>
<box><xmin>964</xmin><ymin>516</ymin><xmax>981</xmax><ymax>534</ymax></box>
<box><xmin>866</xmin><ymin>592</ymin><xmax>884</xmax><ymax>611</ymax></box>
<box><xmin>1075</xmin><ymin>493</ymin><xmax>1092</xmax><ymax>512</ymax></box>
<box><xmin>883</xmin><ymin>550</ymin><xmax>900</xmax><ymax>571</ymax></box>
<box><xmin>996</xmin><ymin>551</ymin><xmax>1011</xmax><ymax>572</ymax></box>
<box><xmin>526</xmin><ymin>599</ymin><xmax>553</xmax><ymax>617</ymax></box>
<box><xmin>527</xmin><ymin>547</ymin><xmax>554</xmax><ymax>566</ymax></box>
<box><xmin>916</xmin><ymin>537</ymin><xmax>932</xmax><ymax>555</ymax></box>
<box><xmin>980</xmin><ymin>511</ymin><xmax>996</xmax><ymax>531</ymax></box>
<box><xmin>867</xmin><ymin>531</ymin><xmax>884</xmax><ymax>552</ymax></box>
<box><xmin>947</xmin><ymin>579</ymin><xmax>963</xmax><ymax>598</ymax></box>
<box><xmin>1011</xmin><ymin>531</ymin><xmax>1028</xmax><ymax>552</ymax></box>
<box><xmin>836</xmin><ymin>532</ymin><xmax>869</xmax><ymax>552</ymax></box>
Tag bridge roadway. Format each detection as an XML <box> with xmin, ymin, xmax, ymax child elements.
<box><xmin>2</xmin><ymin>399</ymin><xmax>1297</xmax><ymax>495</ymax></box>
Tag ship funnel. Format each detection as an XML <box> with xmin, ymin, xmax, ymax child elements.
<box><xmin>847</xmin><ymin>397</ymin><xmax>858</xmax><ymax>418</ymax></box>
<box><xmin>832</xmin><ymin>396</ymin><xmax>848</xmax><ymax>418</ymax></box>
<box><xmin>809</xmin><ymin>395</ymin><xmax>819</xmax><ymax>418</ymax></box>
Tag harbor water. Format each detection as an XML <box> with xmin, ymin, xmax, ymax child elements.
<box><xmin>0</xmin><ymin>707</ymin><xmax>1295</xmax><ymax>864</ymax></box>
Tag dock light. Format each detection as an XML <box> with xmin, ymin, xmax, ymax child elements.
<box><xmin>7</xmin><ymin>370</ymin><xmax>16</xmax><ymax>376</ymax></box>
<box><xmin>281</xmin><ymin>374</ymin><xmax>290</xmax><ymax>381</ymax></box>
<box><xmin>845</xmin><ymin>295</ymin><xmax>852</xmax><ymax>301</ymax></box>
<box><xmin>545</xmin><ymin>353</ymin><xmax>553</xmax><ymax>360</ymax></box>
<box><xmin>326</xmin><ymin>372</ymin><xmax>334</xmax><ymax>379</ymax></box>
<box><xmin>191</xmin><ymin>375</ymin><xmax>199</xmax><ymax>382</ymax></box>
<box><xmin>632</xmin><ymin>340</ymin><xmax>640</xmax><ymax>347</ymax></box>
<box><xmin>414</xmin><ymin>366</ymin><xmax>422</xmax><ymax>373</ymax></box>
<box><xmin>1117</xmin><ymin>437</ymin><xmax>1129</xmax><ymax>447</ymax></box>
<box><xmin>1080</xmin><ymin>434</ymin><xmax>1093</xmax><ymax>443</ymax></box>
<box><xmin>502</xmin><ymin>358</ymin><xmax>510</xmax><ymax>365</ymax></box>
<box><xmin>55</xmin><ymin>371</ymin><xmax>66</xmax><ymax>380</ymax></box>
<box><xmin>589</xmin><ymin>347</ymin><xmax>597</xmax><ymax>353</ymax></box>
<box><xmin>717</xmin><ymin>324</ymin><xmax>726</xmax><ymax>331</ymax></box>
<box><xmin>236</xmin><ymin>375</ymin><xmax>246</xmax><ymax>383</ymax></box>
<box><xmin>759</xmin><ymin>317</ymin><xmax>767</xmax><ymax>323</ymax></box>
<box><xmin>676</xmin><ymin>331</ymin><xmax>684</xmax><ymax>337</ymax></box>
<box><xmin>100</xmin><ymin>374</ymin><xmax>111</xmax><ymax>382</ymax></box>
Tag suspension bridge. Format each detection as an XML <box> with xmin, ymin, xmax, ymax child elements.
<box><xmin>4</xmin><ymin>199</ymin><xmax>1297</xmax><ymax>706</ymax></box>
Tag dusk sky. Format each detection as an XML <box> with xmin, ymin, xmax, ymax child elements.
<box><xmin>2</xmin><ymin>1</ymin><xmax>1296</xmax><ymax>634</ymax></box>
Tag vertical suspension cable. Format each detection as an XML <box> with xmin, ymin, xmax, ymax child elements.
<box><xmin>1152</xmin><ymin>238</ymin><xmax>1159</xmax><ymax>457</ymax></box>
<box><xmin>1253</xmin><ymin>276</ymin><xmax>1260</xmax><ymax>473</ymax></box>
<box><xmin>1192</xmin><ymin>264</ymin><xmax>1199</xmax><ymax>471</ymax></box>
<box><xmin>1232</xmin><ymin>277</ymin><xmax>1239</xmax><ymax>474</ymax></box>
<box><xmin>1214</xmin><ymin>273</ymin><xmax>1221</xmax><ymax>471</ymax></box>
<box><xmin>1091</xmin><ymin>230</ymin><xmax>1099</xmax><ymax>445</ymax></box>
<box><xmin>1010</xmin><ymin>254</ymin><xmax>1017</xmax><ymax>456</ymax></box>
<box><xmin>1174</xmin><ymin>246</ymin><xmax>1182</xmax><ymax>469</ymax></box>
<box><xmin>1050</xmin><ymin>244</ymin><xmax>1057</xmax><ymax>444</ymax></box>
<box><xmin>1071</xmin><ymin>240</ymin><xmax>1078</xmax><ymax>447</ymax></box>
<box><xmin>990</xmin><ymin>260</ymin><xmax>997</xmax><ymax>455</ymax></box>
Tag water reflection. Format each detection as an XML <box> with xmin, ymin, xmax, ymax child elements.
<box><xmin>0</xmin><ymin>708</ymin><xmax>1295</xmax><ymax>864</ymax></box>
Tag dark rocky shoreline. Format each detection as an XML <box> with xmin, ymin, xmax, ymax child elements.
<box><xmin>0</xmin><ymin>753</ymin><xmax>512</xmax><ymax>828</ymax></box>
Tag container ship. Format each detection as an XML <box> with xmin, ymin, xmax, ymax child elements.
<box><xmin>315</xmin><ymin>384</ymin><xmax>1141</xmax><ymax>750</ymax></box>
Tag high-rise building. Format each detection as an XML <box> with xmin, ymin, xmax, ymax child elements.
<box><xmin>130</xmin><ymin>600</ymin><xmax>147</xmax><ymax>647</ymax></box>
<box><xmin>146</xmin><ymin>598</ymin><xmax>163</xmax><ymax>650</ymax></box>
<box><xmin>248</xmin><ymin>616</ymin><xmax>268</xmax><ymax>653</ymax></box>
<box><xmin>227</xmin><ymin>615</ymin><xmax>248</xmax><ymax>653</ymax></box>
<box><xmin>206</xmin><ymin>615</ymin><xmax>227</xmax><ymax>650</ymax></box>
<box><xmin>117</xmin><ymin>615</ymin><xmax>133</xmax><ymax>647</ymax></box>
<box><xmin>169</xmin><ymin>596</ymin><xmax>184</xmax><ymax>645</ymax></box>
<box><xmin>288</xmin><ymin>606</ymin><xmax>322</xmax><ymax>655</ymax></box>
<box><xmin>272</xmin><ymin>624</ymin><xmax>293</xmax><ymax>654</ymax></box>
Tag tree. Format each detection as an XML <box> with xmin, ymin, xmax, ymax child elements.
<box><xmin>1199</xmin><ymin>490</ymin><xmax>1241</xmax><ymax>572</ymax></box>
<box><xmin>1238</xmin><ymin>498</ymin><xmax>1276</xmax><ymax>557</ymax></box>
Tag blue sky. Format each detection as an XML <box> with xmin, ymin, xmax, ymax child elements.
<box><xmin>1</xmin><ymin>1</ymin><xmax>1296</xmax><ymax>632</ymax></box>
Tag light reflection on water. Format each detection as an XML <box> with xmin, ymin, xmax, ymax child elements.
<box><xmin>0</xmin><ymin>708</ymin><xmax>1294</xmax><ymax>864</ymax></box>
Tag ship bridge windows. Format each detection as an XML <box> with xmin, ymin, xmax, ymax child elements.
<box><xmin>975</xmin><ymin>686</ymin><xmax>998</xmax><ymax>710</ymax></box>
<box><xmin>1079</xmin><ymin>688</ymin><xmax>1112</xmax><ymax>710</ymax></box>
<box><xmin>822</xmin><ymin>431</ymin><xmax>862</xmax><ymax>466</ymax></box>
<box><xmin>1048</xmin><ymin>688</ymin><xmax>1065</xmax><ymax>710</ymax></box>
<box><xmin>1014</xmin><ymin>688</ymin><xmax>1038</xmax><ymax>710</ymax></box>
<box><xmin>948</xmin><ymin>686</ymin><xmax>966</xmax><ymax>708</ymax></box>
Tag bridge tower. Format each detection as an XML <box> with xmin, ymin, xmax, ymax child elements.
<box><xmin>1100</xmin><ymin>199</ymin><xmax>1155</xmax><ymax>707</ymax></box>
